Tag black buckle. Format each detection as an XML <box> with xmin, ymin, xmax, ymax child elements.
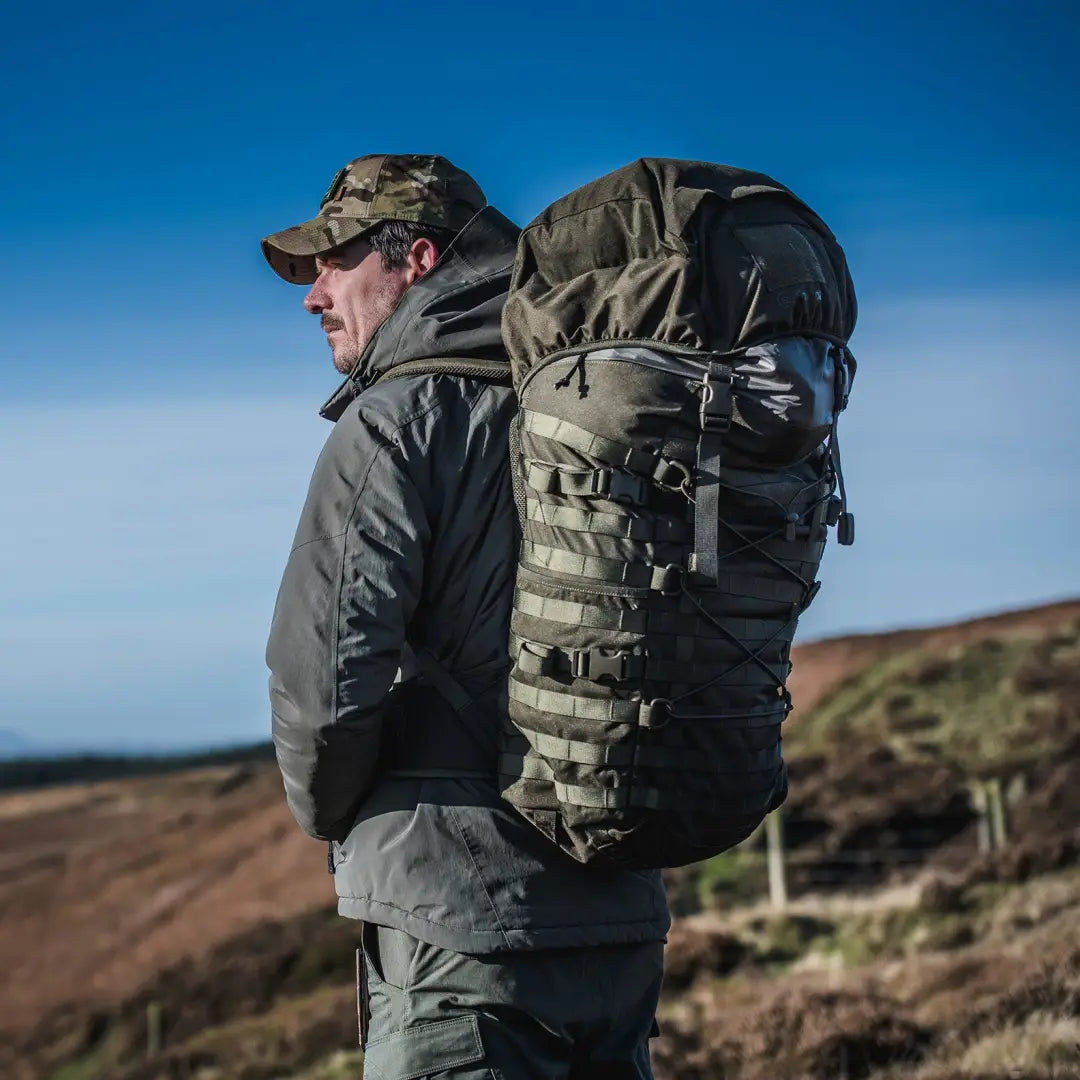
<box><xmin>700</xmin><ymin>363</ymin><xmax>734</xmax><ymax>433</ymax></box>
<box><xmin>571</xmin><ymin>647</ymin><xmax>645</xmax><ymax>682</ymax></box>
<box><xmin>592</xmin><ymin>468</ymin><xmax>647</xmax><ymax>506</ymax></box>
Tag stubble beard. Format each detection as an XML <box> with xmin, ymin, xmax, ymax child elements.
<box><xmin>327</xmin><ymin>277</ymin><xmax>406</xmax><ymax>377</ymax></box>
<box><xmin>332</xmin><ymin>339</ymin><xmax>359</xmax><ymax>375</ymax></box>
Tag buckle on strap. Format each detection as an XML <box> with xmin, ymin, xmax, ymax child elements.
<box><xmin>571</xmin><ymin>647</ymin><xmax>646</xmax><ymax>682</ymax></box>
<box><xmin>700</xmin><ymin>362</ymin><xmax>734</xmax><ymax>433</ymax></box>
<box><xmin>592</xmin><ymin>468</ymin><xmax>648</xmax><ymax>506</ymax></box>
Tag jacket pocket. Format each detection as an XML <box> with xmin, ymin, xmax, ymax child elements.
<box><xmin>362</xmin><ymin>1014</ymin><xmax>489</xmax><ymax>1080</ymax></box>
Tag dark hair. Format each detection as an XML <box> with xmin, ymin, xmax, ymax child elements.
<box><xmin>367</xmin><ymin>219</ymin><xmax>458</xmax><ymax>271</ymax></box>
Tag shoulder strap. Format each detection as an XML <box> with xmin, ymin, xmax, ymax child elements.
<box><xmin>413</xmin><ymin>648</ymin><xmax>474</xmax><ymax>715</ymax></box>
<box><xmin>372</xmin><ymin>357</ymin><xmax>514</xmax><ymax>387</ymax></box>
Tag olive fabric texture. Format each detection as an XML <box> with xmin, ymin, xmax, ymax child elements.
<box><xmin>497</xmin><ymin>159</ymin><xmax>857</xmax><ymax>869</ymax></box>
<box><xmin>502</xmin><ymin>158</ymin><xmax>856</xmax><ymax>373</ymax></box>
<box><xmin>266</xmin><ymin>204</ymin><xmax>670</xmax><ymax>953</ymax></box>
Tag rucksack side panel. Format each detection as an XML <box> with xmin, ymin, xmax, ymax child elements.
<box><xmin>500</xmin><ymin>345</ymin><xmax>836</xmax><ymax>868</ymax></box>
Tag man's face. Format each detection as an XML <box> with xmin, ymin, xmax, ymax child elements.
<box><xmin>303</xmin><ymin>236</ymin><xmax>412</xmax><ymax>375</ymax></box>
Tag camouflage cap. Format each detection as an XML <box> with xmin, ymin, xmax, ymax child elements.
<box><xmin>261</xmin><ymin>153</ymin><xmax>487</xmax><ymax>284</ymax></box>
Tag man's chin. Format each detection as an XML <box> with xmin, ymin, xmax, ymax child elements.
<box><xmin>332</xmin><ymin>349</ymin><xmax>358</xmax><ymax>376</ymax></box>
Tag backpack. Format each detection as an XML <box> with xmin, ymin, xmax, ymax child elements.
<box><xmin>493</xmin><ymin>159</ymin><xmax>857</xmax><ymax>870</ymax></box>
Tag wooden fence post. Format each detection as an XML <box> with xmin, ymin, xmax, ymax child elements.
<box><xmin>1005</xmin><ymin>772</ymin><xmax>1027</xmax><ymax>807</ymax></box>
<box><xmin>147</xmin><ymin>1000</ymin><xmax>162</xmax><ymax>1057</ymax></box>
<box><xmin>766</xmin><ymin>809</ymin><xmax>788</xmax><ymax>910</ymax></box>
<box><xmin>969</xmin><ymin>780</ymin><xmax>992</xmax><ymax>854</ymax></box>
<box><xmin>986</xmin><ymin>776</ymin><xmax>1008</xmax><ymax>849</ymax></box>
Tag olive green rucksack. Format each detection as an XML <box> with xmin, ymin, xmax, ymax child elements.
<box><xmin>496</xmin><ymin>159</ymin><xmax>857</xmax><ymax>870</ymax></box>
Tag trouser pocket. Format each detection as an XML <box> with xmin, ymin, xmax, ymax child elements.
<box><xmin>362</xmin><ymin>1015</ymin><xmax>490</xmax><ymax>1080</ymax></box>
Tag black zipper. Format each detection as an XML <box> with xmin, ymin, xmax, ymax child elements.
<box><xmin>517</xmin><ymin>564</ymin><xmax>651</xmax><ymax>601</ymax></box>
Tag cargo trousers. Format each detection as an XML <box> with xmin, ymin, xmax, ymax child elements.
<box><xmin>358</xmin><ymin>922</ymin><xmax>664</xmax><ymax>1079</ymax></box>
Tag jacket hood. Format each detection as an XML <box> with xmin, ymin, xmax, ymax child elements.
<box><xmin>320</xmin><ymin>206</ymin><xmax>520</xmax><ymax>421</ymax></box>
<box><xmin>502</xmin><ymin>158</ymin><xmax>856</xmax><ymax>387</ymax></box>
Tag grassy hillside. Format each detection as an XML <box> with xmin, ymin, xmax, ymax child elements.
<box><xmin>2</xmin><ymin>599</ymin><xmax>1078</xmax><ymax>1080</ymax></box>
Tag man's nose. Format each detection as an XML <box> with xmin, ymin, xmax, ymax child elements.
<box><xmin>303</xmin><ymin>280</ymin><xmax>328</xmax><ymax>314</ymax></box>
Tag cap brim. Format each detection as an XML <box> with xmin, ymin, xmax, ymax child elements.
<box><xmin>261</xmin><ymin>215</ymin><xmax>378</xmax><ymax>284</ymax></box>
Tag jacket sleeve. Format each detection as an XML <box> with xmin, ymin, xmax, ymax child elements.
<box><xmin>267</xmin><ymin>409</ymin><xmax>428</xmax><ymax>841</ymax></box>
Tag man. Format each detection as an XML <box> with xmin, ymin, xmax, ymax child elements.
<box><xmin>262</xmin><ymin>154</ymin><xmax>670</xmax><ymax>1080</ymax></box>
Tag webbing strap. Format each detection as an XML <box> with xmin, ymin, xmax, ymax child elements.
<box><xmin>521</xmin><ymin>410</ymin><xmax>691</xmax><ymax>490</ymax></box>
<box><xmin>522</xmin><ymin>541</ymin><xmax>800</xmax><ymax>596</ymax></box>
<box><xmin>414</xmin><ymin>649</ymin><xmax>473</xmax><ymax>714</ymax></box>
<box><xmin>513</xmin><ymin>638</ymin><xmax>646</xmax><ymax>682</ymax></box>
<box><xmin>414</xmin><ymin>651</ymin><xmax>510</xmax><ymax>716</ymax></box>
<box><xmin>521</xmin><ymin>541</ymin><xmax>650</xmax><ymax>586</ymax></box>
<box><xmin>513</xmin><ymin>587</ymin><xmax>786</xmax><ymax>642</ymax></box>
<box><xmin>645</xmin><ymin>610</ymin><xmax>785</xmax><ymax>641</ymax></box>
<box><xmin>502</xmin><ymin>752</ymin><xmax>629</xmax><ymax>809</ymax></box>
<box><xmin>508</xmin><ymin>678</ymin><xmax>641</xmax><ymax>723</ymax></box>
<box><xmin>513</xmin><ymin>635</ymin><xmax>785</xmax><ymax>688</ymax></box>
<box><xmin>504</xmin><ymin>732</ymin><xmax>779</xmax><ymax>772</ymax></box>
<box><xmin>704</xmin><ymin>572</ymin><xmax>808</xmax><ymax>604</ymax></box>
<box><xmin>690</xmin><ymin>361</ymin><xmax>733</xmax><ymax>583</ymax></box>
<box><xmin>513</xmin><ymin>588</ymin><xmax>648</xmax><ymax>633</ymax></box>
<box><xmin>499</xmin><ymin>753</ymin><xmax>779</xmax><ymax>810</ymax></box>
<box><xmin>504</xmin><ymin>732</ymin><xmax>636</xmax><ymax>767</ymax></box>
<box><xmin>524</xmin><ymin>461</ymin><xmax>650</xmax><ymax>506</ymax></box>
<box><xmin>525</xmin><ymin>498</ymin><xmax>688</xmax><ymax>542</ymax></box>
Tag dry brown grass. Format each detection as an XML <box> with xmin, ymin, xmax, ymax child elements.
<box><xmin>2</xmin><ymin>597</ymin><xmax>1078</xmax><ymax>1079</ymax></box>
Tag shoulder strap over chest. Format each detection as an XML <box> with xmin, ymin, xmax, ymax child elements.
<box><xmin>372</xmin><ymin>357</ymin><xmax>514</xmax><ymax>387</ymax></box>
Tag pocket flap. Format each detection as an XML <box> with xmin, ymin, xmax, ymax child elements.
<box><xmin>363</xmin><ymin>1015</ymin><xmax>485</xmax><ymax>1080</ymax></box>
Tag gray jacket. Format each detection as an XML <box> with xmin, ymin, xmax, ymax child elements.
<box><xmin>267</xmin><ymin>206</ymin><xmax>670</xmax><ymax>953</ymax></box>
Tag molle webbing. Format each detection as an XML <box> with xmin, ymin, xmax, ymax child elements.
<box><xmin>499</xmin><ymin>340</ymin><xmax>847</xmax><ymax>871</ymax></box>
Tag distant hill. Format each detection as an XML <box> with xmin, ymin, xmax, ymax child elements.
<box><xmin>0</xmin><ymin>742</ymin><xmax>275</xmax><ymax>792</ymax></box>
<box><xmin>787</xmin><ymin>595</ymin><xmax>1080</xmax><ymax>716</ymax></box>
<box><xmin>0</xmin><ymin>728</ymin><xmax>34</xmax><ymax>759</ymax></box>
<box><xmin>0</xmin><ymin>596</ymin><xmax>1077</xmax><ymax>1080</ymax></box>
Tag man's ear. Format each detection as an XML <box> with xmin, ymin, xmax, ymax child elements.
<box><xmin>406</xmin><ymin>237</ymin><xmax>440</xmax><ymax>281</ymax></box>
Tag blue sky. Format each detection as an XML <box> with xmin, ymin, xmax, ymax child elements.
<box><xmin>1</xmin><ymin>0</ymin><xmax>1077</xmax><ymax>751</ymax></box>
